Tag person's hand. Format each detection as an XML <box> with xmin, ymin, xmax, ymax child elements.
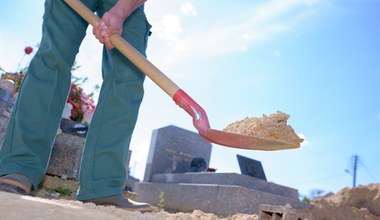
<box><xmin>93</xmin><ymin>10</ymin><xmax>124</xmax><ymax>49</ymax></box>
<box><xmin>92</xmin><ymin>0</ymin><xmax>146</xmax><ymax>49</ymax></box>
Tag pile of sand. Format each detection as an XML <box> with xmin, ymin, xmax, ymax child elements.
<box><xmin>307</xmin><ymin>183</ymin><xmax>380</xmax><ymax>220</ymax></box>
<box><xmin>223</xmin><ymin>111</ymin><xmax>303</xmax><ymax>146</ymax></box>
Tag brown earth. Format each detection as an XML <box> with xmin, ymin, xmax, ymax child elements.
<box><xmin>0</xmin><ymin>191</ymin><xmax>258</xmax><ymax>220</ymax></box>
<box><xmin>307</xmin><ymin>183</ymin><xmax>380</xmax><ymax>220</ymax></box>
<box><xmin>223</xmin><ymin>111</ymin><xmax>303</xmax><ymax>146</ymax></box>
<box><xmin>0</xmin><ymin>176</ymin><xmax>379</xmax><ymax>220</ymax></box>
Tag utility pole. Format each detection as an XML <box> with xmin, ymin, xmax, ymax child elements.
<box><xmin>352</xmin><ymin>155</ymin><xmax>358</xmax><ymax>187</ymax></box>
<box><xmin>345</xmin><ymin>155</ymin><xmax>359</xmax><ymax>188</ymax></box>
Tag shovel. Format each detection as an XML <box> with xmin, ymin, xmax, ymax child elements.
<box><xmin>64</xmin><ymin>0</ymin><xmax>299</xmax><ymax>150</ymax></box>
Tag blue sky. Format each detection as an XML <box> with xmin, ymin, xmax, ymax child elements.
<box><xmin>1</xmin><ymin>0</ymin><xmax>379</xmax><ymax>197</ymax></box>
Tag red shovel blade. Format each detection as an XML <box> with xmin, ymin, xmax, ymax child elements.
<box><xmin>201</xmin><ymin>128</ymin><xmax>300</xmax><ymax>150</ymax></box>
<box><xmin>174</xmin><ymin>90</ymin><xmax>300</xmax><ymax>150</ymax></box>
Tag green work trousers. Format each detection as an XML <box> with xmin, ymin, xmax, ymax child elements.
<box><xmin>0</xmin><ymin>0</ymin><xmax>151</xmax><ymax>200</ymax></box>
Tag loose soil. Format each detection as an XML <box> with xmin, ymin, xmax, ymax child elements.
<box><xmin>307</xmin><ymin>183</ymin><xmax>380</xmax><ymax>220</ymax></box>
<box><xmin>0</xmin><ymin>176</ymin><xmax>379</xmax><ymax>219</ymax></box>
<box><xmin>223</xmin><ymin>111</ymin><xmax>303</xmax><ymax>146</ymax></box>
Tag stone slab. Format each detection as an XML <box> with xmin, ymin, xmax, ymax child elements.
<box><xmin>1</xmin><ymin>114</ymin><xmax>133</xmax><ymax>181</ymax></box>
<box><xmin>150</xmin><ymin>172</ymin><xmax>298</xmax><ymax>199</ymax></box>
<box><xmin>46</xmin><ymin>132</ymin><xmax>85</xmax><ymax>180</ymax></box>
<box><xmin>48</xmin><ymin>133</ymin><xmax>133</xmax><ymax>181</ymax></box>
<box><xmin>0</xmin><ymin>113</ymin><xmax>9</xmax><ymax>146</ymax></box>
<box><xmin>143</xmin><ymin>125</ymin><xmax>212</xmax><ymax>182</ymax></box>
<box><xmin>135</xmin><ymin>182</ymin><xmax>303</xmax><ymax>216</ymax></box>
<box><xmin>0</xmin><ymin>112</ymin><xmax>86</xmax><ymax>180</ymax></box>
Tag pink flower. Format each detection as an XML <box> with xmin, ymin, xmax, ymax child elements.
<box><xmin>24</xmin><ymin>46</ymin><xmax>33</xmax><ymax>55</ymax></box>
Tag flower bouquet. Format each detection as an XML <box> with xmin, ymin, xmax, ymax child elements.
<box><xmin>0</xmin><ymin>46</ymin><xmax>97</xmax><ymax>125</ymax></box>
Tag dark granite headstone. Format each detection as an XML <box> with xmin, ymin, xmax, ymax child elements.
<box><xmin>136</xmin><ymin>126</ymin><xmax>303</xmax><ymax>216</ymax></box>
<box><xmin>237</xmin><ymin>154</ymin><xmax>267</xmax><ymax>181</ymax></box>
<box><xmin>1</xmin><ymin>114</ymin><xmax>132</xmax><ymax>181</ymax></box>
<box><xmin>143</xmin><ymin>125</ymin><xmax>212</xmax><ymax>182</ymax></box>
<box><xmin>47</xmin><ymin>132</ymin><xmax>85</xmax><ymax>179</ymax></box>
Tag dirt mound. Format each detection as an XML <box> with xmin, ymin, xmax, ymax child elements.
<box><xmin>223</xmin><ymin>111</ymin><xmax>303</xmax><ymax>146</ymax></box>
<box><xmin>308</xmin><ymin>183</ymin><xmax>380</xmax><ymax>220</ymax></box>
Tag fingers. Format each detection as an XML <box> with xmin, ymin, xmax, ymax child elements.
<box><xmin>93</xmin><ymin>22</ymin><xmax>114</xmax><ymax>49</ymax></box>
<box><xmin>103</xmin><ymin>37</ymin><xmax>114</xmax><ymax>50</ymax></box>
<box><xmin>93</xmin><ymin>11</ymin><xmax>124</xmax><ymax>50</ymax></box>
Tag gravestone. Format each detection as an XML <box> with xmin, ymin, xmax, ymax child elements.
<box><xmin>143</xmin><ymin>125</ymin><xmax>212</xmax><ymax>182</ymax></box>
<box><xmin>0</xmin><ymin>115</ymin><xmax>132</xmax><ymax>181</ymax></box>
<box><xmin>237</xmin><ymin>154</ymin><xmax>267</xmax><ymax>181</ymax></box>
<box><xmin>47</xmin><ymin>131</ymin><xmax>85</xmax><ymax>179</ymax></box>
<box><xmin>135</xmin><ymin>125</ymin><xmax>302</xmax><ymax>216</ymax></box>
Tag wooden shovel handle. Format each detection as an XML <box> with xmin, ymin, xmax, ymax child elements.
<box><xmin>64</xmin><ymin>0</ymin><xmax>180</xmax><ymax>97</ymax></box>
<box><xmin>65</xmin><ymin>0</ymin><xmax>211</xmax><ymax>134</ymax></box>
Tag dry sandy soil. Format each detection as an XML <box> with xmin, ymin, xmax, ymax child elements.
<box><xmin>307</xmin><ymin>183</ymin><xmax>380</xmax><ymax>220</ymax></box>
<box><xmin>0</xmin><ymin>191</ymin><xmax>258</xmax><ymax>220</ymax></box>
<box><xmin>0</xmin><ymin>180</ymin><xmax>379</xmax><ymax>220</ymax></box>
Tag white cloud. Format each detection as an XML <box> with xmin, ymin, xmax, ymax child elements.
<box><xmin>240</xmin><ymin>45</ymin><xmax>248</xmax><ymax>52</ymax></box>
<box><xmin>147</xmin><ymin>0</ymin><xmax>322</xmax><ymax>68</ymax></box>
<box><xmin>155</xmin><ymin>14</ymin><xmax>183</xmax><ymax>42</ymax></box>
<box><xmin>298</xmin><ymin>133</ymin><xmax>310</xmax><ymax>147</ymax></box>
<box><xmin>181</xmin><ymin>1</ymin><xmax>197</xmax><ymax>16</ymax></box>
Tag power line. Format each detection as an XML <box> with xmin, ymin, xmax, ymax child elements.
<box><xmin>291</xmin><ymin>173</ymin><xmax>348</xmax><ymax>186</ymax></box>
<box><xmin>358</xmin><ymin>160</ymin><xmax>379</xmax><ymax>182</ymax></box>
<box><xmin>291</xmin><ymin>155</ymin><xmax>379</xmax><ymax>188</ymax></box>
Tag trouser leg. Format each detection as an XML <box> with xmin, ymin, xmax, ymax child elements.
<box><xmin>0</xmin><ymin>0</ymin><xmax>92</xmax><ymax>188</ymax></box>
<box><xmin>77</xmin><ymin>4</ymin><xmax>151</xmax><ymax>200</ymax></box>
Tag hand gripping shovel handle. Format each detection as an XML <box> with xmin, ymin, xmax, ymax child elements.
<box><xmin>64</xmin><ymin>0</ymin><xmax>210</xmax><ymax>135</ymax></box>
